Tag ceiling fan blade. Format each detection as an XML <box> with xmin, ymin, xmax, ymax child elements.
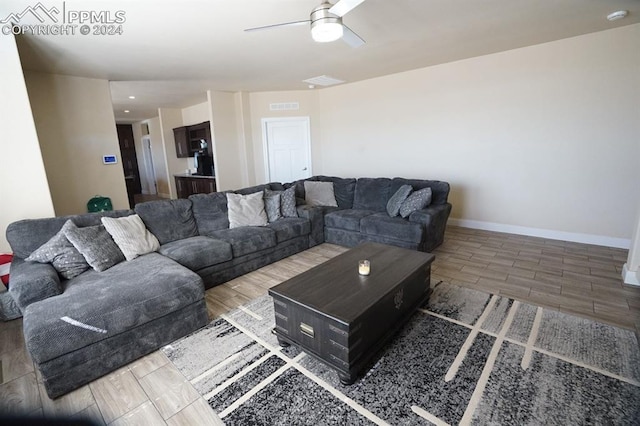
<box><xmin>244</xmin><ymin>20</ymin><xmax>310</xmax><ymax>32</ymax></box>
<box><xmin>329</xmin><ymin>0</ymin><xmax>366</xmax><ymax>17</ymax></box>
<box><xmin>341</xmin><ymin>24</ymin><xmax>365</xmax><ymax>48</ymax></box>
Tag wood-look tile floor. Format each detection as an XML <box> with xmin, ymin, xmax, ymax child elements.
<box><xmin>1</xmin><ymin>226</ymin><xmax>638</xmax><ymax>424</ymax></box>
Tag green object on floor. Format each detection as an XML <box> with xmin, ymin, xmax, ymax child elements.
<box><xmin>87</xmin><ymin>195</ymin><xmax>113</xmax><ymax>212</ymax></box>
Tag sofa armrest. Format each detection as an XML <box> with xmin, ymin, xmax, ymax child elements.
<box><xmin>408</xmin><ymin>203</ymin><xmax>452</xmax><ymax>252</ymax></box>
<box><xmin>296</xmin><ymin>205</ymin><xmax>326</xmax><ymax>247</ymax></box>
<box><xmin>8</xmin><ymin>258</ymin><xmax>61</xmax><ymax>311</ymax></box>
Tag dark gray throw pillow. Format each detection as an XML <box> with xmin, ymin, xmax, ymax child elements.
<box><xmin>64</xmin><ymin>222</ymin><xmax>125</xmax><ymax>272</ymax></box>
<box><xmin>263</xmin><ymin>190</ymin><xmax>282</xmax><ymax>223</ymax></box>
<box><xmin>399</xmin><ymin>187</ymin><xmax>433</xmax><ymax>218</ymax></box>
<box><xmin>386</xmin><ymin>184</ymin><xmax>413</xmax><ymax>217</ymax></box>
<box><xmin>26</xmin><ymin>220</ymin><xmax>90</xmax><ymax>279</ymax></box>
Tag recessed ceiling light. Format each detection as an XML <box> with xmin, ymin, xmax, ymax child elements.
<box><xmin>124</xmin><ymin>110</ymin><xmax>130</xmax><ymax>113</ymax></box>
<box><xmin>607</xmin><ymin>10</ymin><xmax>628</xmax><ymax>21</ymax></box>
<box><xmin>128</xmin><ymin>96</ymin><xmax>136</xmax><ymax>99</ymax></box>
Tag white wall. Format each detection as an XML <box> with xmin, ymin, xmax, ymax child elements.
<box><xmin>182</xmin><ymin>102</ymin><xmax>209</xmax><ymax>126</ymax></box>
<box><xmin>313</xmin><ymin>24</ymin><xmax>640</xmax><ymax>246</ymax></box>
<box><xmin>0</xmin><ymin>34</ymin><xmax>55</xmax><ymax>252</ymax></box>
<box><xmin>24</xmin><ymin>72</ymin><xmax>129</xmax><ymax>216</ymax></box>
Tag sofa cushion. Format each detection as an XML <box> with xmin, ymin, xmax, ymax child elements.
<box><xmin>267</xmin><ymin>218</ymin><xmax>311</xmax><ymax>243</ymax></box>
<box><xmin>360</xmin><ymin>213</ymin><xmax>424</xmax><ymax>244</ymax></box>
<box><xmin>304</xmin><ymin>181</ymin><xmax>338</xmax><ymax>207</ymax></box>
<box><xmin>209</xmin><ymin>227</ymin><xmax>277</xmax><ymax>257</ymax></box>
<box><xmin>22</xmin><ymin>253</ymin><xmax>204</xmax><ymax>364</ymax></box>
<box><xmin>353</xmin><ymin>178</ymin><xmax>392</xmax><ymax>212</ymax></box>
<box><xmin>315</xmin><ymin>176</ymin><xmax>357</xmax><ymax>209</ymax></box>
<box><xmin>158</xmin><ymin>236</ymin><xmax>232</xmax><ymax>271</ymax></box>
<box><xmin>189</xmin><ymin>192</ymin><xmax>230</xmax><ymax>235</ymax></box>
<box><xmin>64</xmin><ymin>222</ymin><xmax>125</xmax><ymax>272</ymax></box>
<box><xmin>101</xmin><ymin>214</ymin><xmax>160</xmax><ymax>261</ymax></box>
<box><xmin>399</xmin><ymin>187</ymin><xmax>432</xmax><ymax>218</ymax></box>
<box><xmin>26</xmin><ymin>220</ymin><xmax>89</xmax><ymax>280</ymax></box>
<box><xmin>324</xmin><ymin>209</ymin><xmax>377</xmax><ymax>232</ymax></box>
<box><xmin>226</xmin><ymin>192</ymin><xmax>268</xmax><ymax>228</ymax></box>
<box><xmin>135</xmin><ymin>199</ymin><xmax>199</xmax><ymax>245</ymax></box>
<box><xmin>386</xmin><ymin>184</ymin><xmax>412</xmax><ymax>217</ymax></box>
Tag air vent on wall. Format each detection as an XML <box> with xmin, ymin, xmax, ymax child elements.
<box><xmin>303</xmin><ymin>75</ymin><xmax>345</xmax><ymax>87</ymax></box>
<box><xmin>269</xmin><ymin>102</ymin><xmax>300</xmax><ymax>111</ymax></box>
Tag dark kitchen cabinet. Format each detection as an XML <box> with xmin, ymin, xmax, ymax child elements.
<box><xmin>174</xmin><ymin>121</ymin><xmax>211</xmax><ymax>158</ymax></box>
<box><xmin>175</xmin><ymin>175</ymin><xmax>217</xmax><ymax>199</ymax></box>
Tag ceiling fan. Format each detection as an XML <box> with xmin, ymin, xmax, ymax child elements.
<box><xmin>244</xmin><ymin>0</ymin><xmax>368</xmax><ymax>47</ymax></box>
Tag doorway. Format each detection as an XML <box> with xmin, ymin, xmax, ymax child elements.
<box><xmin>262</xmin><ymin>117</ymin><xmax>312</xmax><ymax>183</ymax></box>
<box><xmin>141</xmin><ymin>135</ymin><xmax>158</xmax><ymax>195</ymax></box>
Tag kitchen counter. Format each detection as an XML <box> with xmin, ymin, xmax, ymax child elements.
<box><xmin>174</xmin><ymin>173</ymin><xmax>216</xmax><ymax>180</ymax></box>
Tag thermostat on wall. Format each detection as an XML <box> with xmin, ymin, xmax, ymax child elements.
<box><xmin>103</xmin><ymin>155</ymin><xmax>118</xmax><ymax>164</ymax></box>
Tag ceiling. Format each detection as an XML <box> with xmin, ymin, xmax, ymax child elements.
<box><xmin>5</xmin><ymin>0</ymin><xmax>639</xmax><ymax>123</ymax></box>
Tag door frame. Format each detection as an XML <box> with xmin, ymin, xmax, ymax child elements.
<box><xmin>262</xmin><ymin>116</ymin><xmax>312</xmax><ymax>182</ymax></box>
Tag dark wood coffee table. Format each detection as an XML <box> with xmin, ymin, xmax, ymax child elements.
<box><xmin>268</xmin><ymin>242</ymin><xmax>435</xmax><ymax>384</ymax></box>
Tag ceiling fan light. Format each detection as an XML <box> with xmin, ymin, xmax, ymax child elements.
<box><xmin>311</xmin><ymin>21</ymin><xmax>343</xmax><ymax>42</ymax></box>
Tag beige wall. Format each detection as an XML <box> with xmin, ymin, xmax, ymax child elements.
<box><xmin>208</xmin><ymin>91</ymin><xmax>247</xmax><ymax>191</ymax></box>
<box><xmin>0</xmin><ymin>34</ymin><xmax>55</xmax><ymax>252</ymax></box>
<box><xmin>312</xmin><ymin>24</ymin><xmax>639</xmax><ymax>246</ymax></box>
<box><xmin>249</xmin><ymin>90</ymin><xmax>321</xmax><ymax>183</ymax></box>
<box><xmin>24</xmin><ymin>72</ymin><xmax>129</xmax><ymax>216</ymax></box>
<box><xmin>182</xmin><ymin>102</ymin><xmax>209</xmax><ymax>126</ymax></box>
<box><xmin>158</xmin><ymin>108</ymin><xmax>189</xmax><ymax>198</ymax></box>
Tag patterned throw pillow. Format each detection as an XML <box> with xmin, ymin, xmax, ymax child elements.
<box><xmin>399</xmin><ymin>187</ymin><xmax>433</xmax><ymax>218</ymax></box>
<box><xmin>101</xmin><ymin>214</ymin><xmax>160</xmax><ymax>261</ymax></box>
<box><xmin>263</xmin><ymin>190</ymin><xmax>282</xmax><ymax>223</ymax></box>
<box><xmin>386</xmin><ymin>184</ymin><xmax>413</xmax><ymax>217</ymax></box>
<box><xmin>280</xmin><ymin>186</ymin><xmax>298</xmax><ymax>218</ymax></box>
<box><xmin>64</xmin><ymin>222</ymin><xmax>125</xmax><ymax>272</ymax></box>
<box><xmin>226</xmin><ymin>192</ymin><xmax>268</xmax><ymax>228</ymax></box>
<box><xmin>304</xmin><ymin>181</ymin><xmax>338</xmax><ymax>207</ymax></box>
<box><xmin>26</xmin><ymin>220</ymin><xmax>90</xmax><ymax>279</ymax></box>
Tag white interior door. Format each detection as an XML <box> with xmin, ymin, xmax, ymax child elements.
<box><xmin>263</xmin><ymin>117</ymin><xmax>312</xmax><ymax>183</ymax></box>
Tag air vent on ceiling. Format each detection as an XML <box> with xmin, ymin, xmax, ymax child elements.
<box><xmin>269</xmin><ymin>102</ymin><xmax>300</xmax><ymax>111</ymax></box>
<box><xmin>303</xmin><ymin>75</ymin><xmax>345</xmax><ymax>87</ymax></box>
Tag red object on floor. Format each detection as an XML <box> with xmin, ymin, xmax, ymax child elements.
<box><xmin>0</xmin><ymin>253</ymin><xmax>13</xmax><ymax>287</ymax></box>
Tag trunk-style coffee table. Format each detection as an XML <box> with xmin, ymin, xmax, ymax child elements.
<box><xmin>269</xmin><ymin>242</ymin><xmax>435</xmax><ymax>385</ymax></box>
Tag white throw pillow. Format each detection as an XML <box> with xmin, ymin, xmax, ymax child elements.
<box><xmin>226</xmin><ymin>192</ymin><xmax>268</xmax><ymax>228</ymax></box>
<box><xmin>101</xmin><ymin>214</ymin><xmax>160</xmax><ymax>261</ymax></box>
<box><xmin>304</xmin><ymin>181</ymin><xmax>338</xmax><ymax>207</ymax></box>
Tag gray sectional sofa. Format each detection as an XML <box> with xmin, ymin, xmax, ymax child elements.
<box><xmin>3</xmin><ymin>175</ymin><xmax>450</xmax><ymax>398</ymax></box>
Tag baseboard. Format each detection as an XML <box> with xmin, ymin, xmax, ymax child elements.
<box><xmin>448</xmin><ymin>218</ymin><xmax>631</xmax><ymax>249</ymax></box>
<box><xmin>622</xmin><ymin>264</ymin><xmax>640</xmax><ymax>287</ymax></box>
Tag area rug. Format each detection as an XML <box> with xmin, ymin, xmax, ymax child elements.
<box><xmin>162</xmin><ymin>282</ymin><xmax>640</xmax><ymax>425</ymax></box>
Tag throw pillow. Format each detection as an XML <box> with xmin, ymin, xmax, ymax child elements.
<box><xmin>64</xmin><ymin>222</ymin><xmax>125</xmax><ymax>272</ymax></box>
<box><xmin>0</xmin><ymin>253</ymin><xmax>12</xmax><ymax>289</ymax></box>
<box><xmin>263</xmin><ymin>190</ymin><xmax>282</xmax><ymax>223</ymax></box>
<box><xmin>26</xmin><ymin>220</ymin><xmax>90</xmax><ymax>279</ymax></box>
<box><xmin>399</xmin><ymin>187</ymin><xmax>433</xmax><ymax>218</ymax></box>
<box><xmin>386</xmin><ymin>184</ymin><xmax>413</xmax><ymax>217</ymax></box>
<box><xmin>281</xmin><ymin>186</ymin><xmax>298</xmax><ymax>218</ymax></box>
<box><xmin>304</xmin><ymin>181</ymin><xmax>338</xmax><ymax>207</ymax></box>
<box><xmin>101</xmin><ymin>214</ymin><xmax>160</xmax><ymax>261</ymax></box>
<box><xmin>226</xmin><ymin>192</ymin><xmax>268</xmax><ymax>229</ymax></box>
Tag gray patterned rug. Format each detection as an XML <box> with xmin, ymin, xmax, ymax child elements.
<box><xmin>162</xmin><ymin>282</ymin><xmax>640</xmax><ymax>425</ymax></box>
